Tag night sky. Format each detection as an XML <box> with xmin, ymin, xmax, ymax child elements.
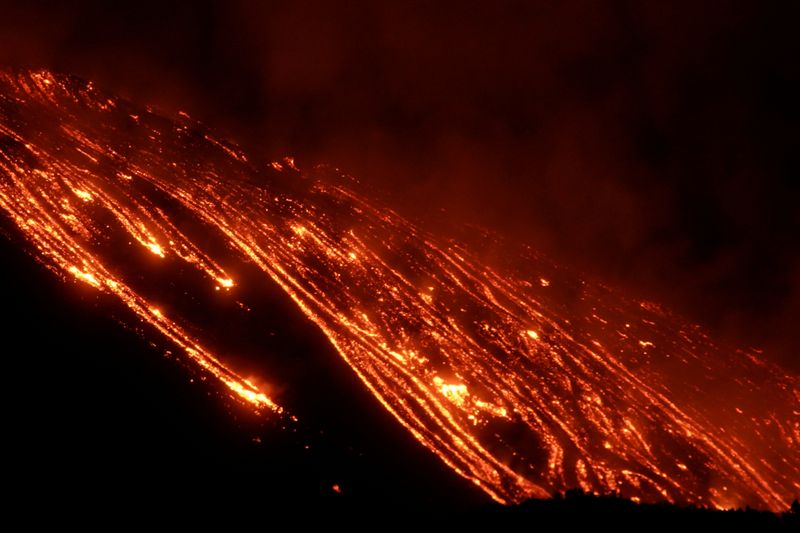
<box><xmin>2</xmin><ymin>3</ymin><xmax>800</xmax><ymax>523</ymax></box>
<box><xmin>1</xmin><ymin>1</ymin><xmax>797</xmax><ymax>371</ymax></box>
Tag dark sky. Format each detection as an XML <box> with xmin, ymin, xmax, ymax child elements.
<box><xmin>1</xmin><ymin>0</ymin><xmax>798</xmax><ymax>371</ymax></box>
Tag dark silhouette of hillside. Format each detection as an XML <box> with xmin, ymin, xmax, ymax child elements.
<box><xmin>1</xmin><ymin>226</ymin><xmax>796</xmax><ymax>527</ymax></box>
<box><xmin>466</xmin><ymin>490</ymin><xmax>799</xmax><ymax>529</ymax></box>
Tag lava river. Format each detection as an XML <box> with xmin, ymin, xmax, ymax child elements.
<box><xmin>0</xmin><ymin>70</ymin><xmax>797</xmax><ymax>510</ymax></box>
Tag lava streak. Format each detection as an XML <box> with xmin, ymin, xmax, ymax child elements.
<box><xmin>0</xmin><ymin>70</ymin><xmax>797</xmax><ymax>510</ymax></box>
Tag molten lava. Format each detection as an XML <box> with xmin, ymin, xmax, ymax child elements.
<box><xmin>0</xmin><ymin>70</ymin><xmax>797</xmax><ymax>510</ymax></box>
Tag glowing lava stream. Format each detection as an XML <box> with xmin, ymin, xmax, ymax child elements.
<box><xmin>0</xmin><ymin>70</ymin><xmax>797</xmax><ymax>509</ymax></box>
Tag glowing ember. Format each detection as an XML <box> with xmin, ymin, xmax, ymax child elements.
<box><xmin>0</xmin><ymin>70</ymin><xmax>797</xmax><ymax>510</ymax></box>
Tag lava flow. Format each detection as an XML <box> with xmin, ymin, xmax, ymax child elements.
<box><xmin>0</xmin><ymin>70</ymin><xmax>797</xmax><ymax>510</ymax></box>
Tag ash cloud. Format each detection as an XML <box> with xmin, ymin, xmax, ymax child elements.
<box><xmin>1</xmin><ymin>0</ymin><xmax>798</xmax><ymax>370</ymax></box>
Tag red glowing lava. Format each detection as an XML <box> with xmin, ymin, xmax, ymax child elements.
<box><xmin>0</xmin><ymin>70</ymin><xmax>797</xmax><ymax>510</ymax></box>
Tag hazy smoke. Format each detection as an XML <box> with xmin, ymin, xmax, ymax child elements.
<box><xmin>1</xmin><ymin>0</ymin><xmax>798</xmax><ymax>370</ymax></box>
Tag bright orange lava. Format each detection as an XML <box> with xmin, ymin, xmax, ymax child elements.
<box><xmin>0</xmin><ymin>70</ymin><xmax>797</xmax><ymax>510</ymax></box>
